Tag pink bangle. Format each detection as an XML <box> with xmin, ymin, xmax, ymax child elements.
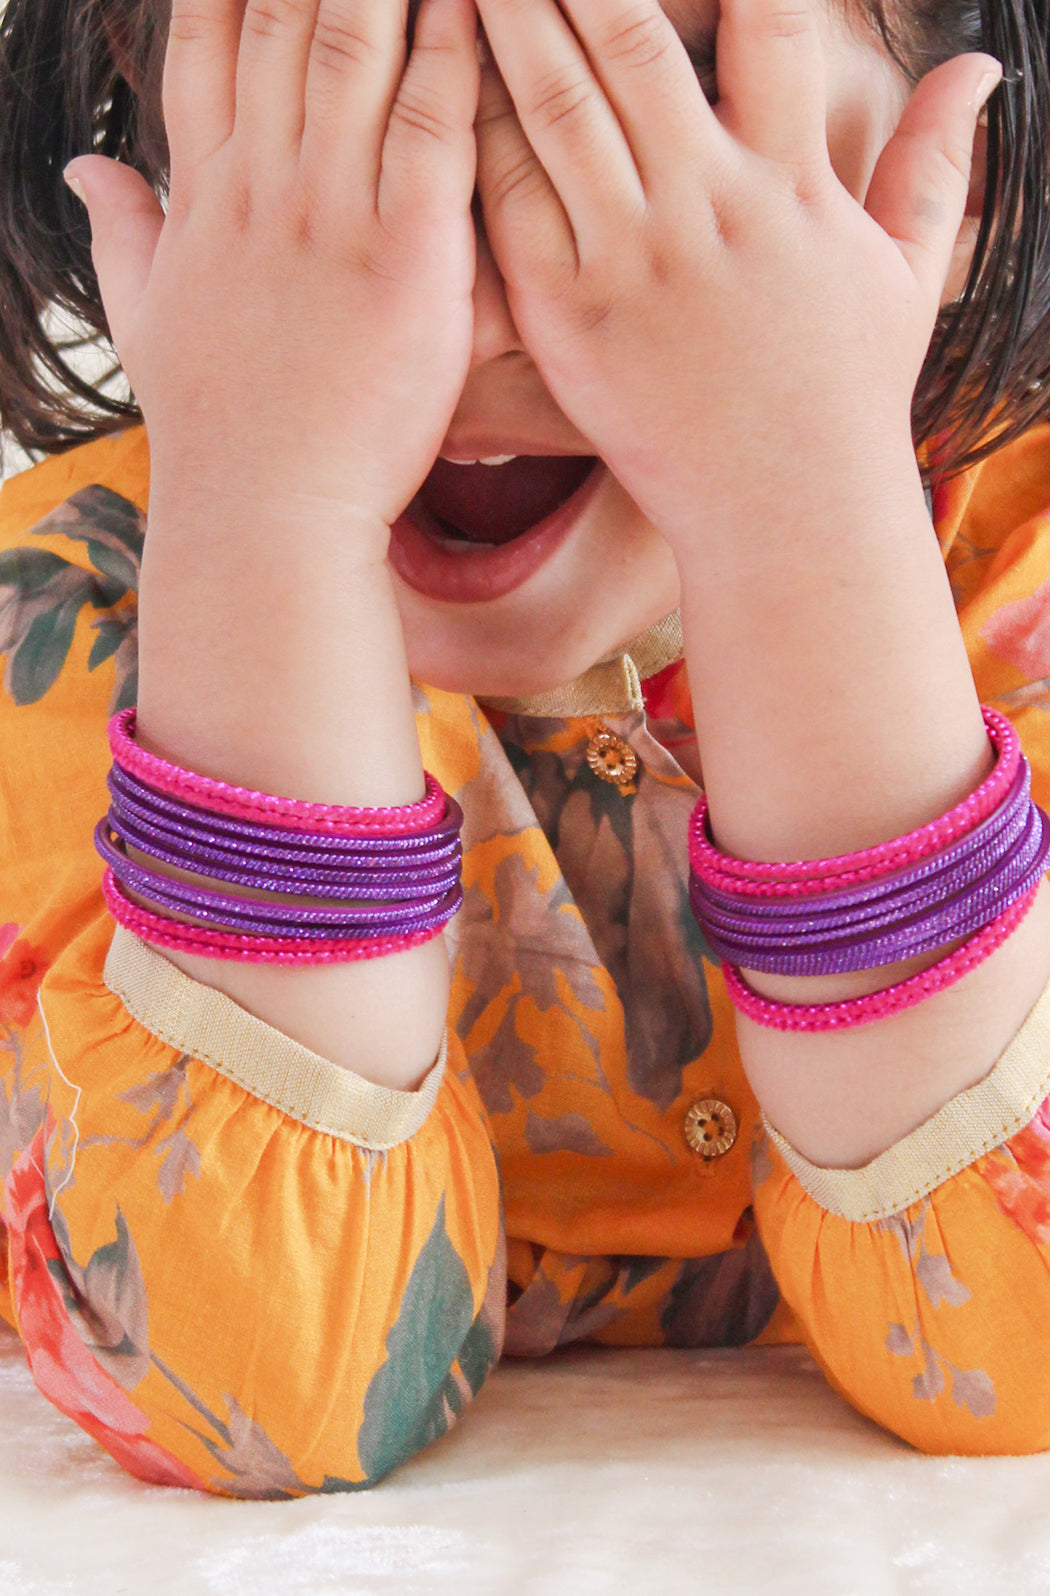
<box><xmin>107</xmin><ymin>709</ymin><xmax>446</xmax><ymax>837</ymax></box>
<box><xmin>722</xmin><ymin>882</ymin><xmax>1039</xmax><ymax>1031</ymax></box>
<box><xmin>102</xmin><ymin>871</ymin><xmax>444</xmax><ymax>964</ymax></box>
<box><xmin>690</xmin><ymin>707</ymin><xmax>1020</xmax><ymax>895</ymax></box>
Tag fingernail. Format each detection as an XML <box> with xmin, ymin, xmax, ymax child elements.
<box><xmin>63</xmin><ymin>165</ymin><xmax>86</xmax><ymax>204</ymax></box>
<box><xmin>972</xmin><ymin>64</ymin><xmax>1003</xmax><ymax>114</ymax></box>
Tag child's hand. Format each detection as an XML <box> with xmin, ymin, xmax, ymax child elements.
<box><xmin>64</xmin><ymin>0</ymin><xmax>480</xmax><ymax>542</ymax></box>
<box><xmin>473</xmin><ymin>0</ymin><xmax>1000</xmax><ymax>552</ymax></box>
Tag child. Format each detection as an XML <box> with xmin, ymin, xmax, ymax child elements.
<box><xmin>0</xmin><ymin>0</ymin><xmax>1049</xmax><ymax>1495</ymax></box>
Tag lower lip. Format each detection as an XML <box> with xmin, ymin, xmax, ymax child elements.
<box><xmin>388</xmin><ymin>462</ymin><xmax>605</xmax><ymax>604</ymax></box>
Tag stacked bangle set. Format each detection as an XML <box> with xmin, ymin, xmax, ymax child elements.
<box><xmin>689</xmin><ymin>708</ymin><xmax>1049</xmax><ymax>1031</ymax></box>
<box><xmin>96</xmin><ymin>703</ymin><xmax>1048</xmax><ymax>1030</ymax></box>
<box><xmin>96</xmin><ymin>709</ymin><xmax>463</xmax><ymax>964</ymax></box>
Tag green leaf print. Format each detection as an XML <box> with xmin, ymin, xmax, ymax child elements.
<box><xmin>357</xmin><ymin>1196</ymin><xmax>487</xmax><ymax>1483</ymax></box>
<box><xmin>455</xmin><ymin>1299</ymin><xmax>499</xmax><ymax>1399</ymax></box>
<box><xmin>84</xmin><ymin>537</ymin><xmax>139</xmax><ymax>593</ymax></box>
<box><xmin>9</xmin><ymin>594</ymin><xmax>85</xmax><ymax>704</ymax></box>
<box><xmin>0</xmin><ymin>547</ymin><xmax>72</xmax><ymax>590</ymax></box>
<box><xmin>0</xmin><ymin>486</ymin><xmax>143</xmax><ymax>709</ymax></box>
<box><xmin>87</xmin><ymin>616</ymin><xmax>127</xmax><ymax>672</ymax></box>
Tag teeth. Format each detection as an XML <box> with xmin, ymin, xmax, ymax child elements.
<box><xmin>440</xmin><ymin>454</ymin><xmax>519</xmax><ymax>466</ymax></box>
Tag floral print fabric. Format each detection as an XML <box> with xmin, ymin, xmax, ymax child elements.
<box><xmin>1</xmin><ymin>424</ymin><xmax>1050</xmax><ymax>1491</ymax></box>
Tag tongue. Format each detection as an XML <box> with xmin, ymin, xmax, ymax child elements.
<box><xmin>418</xmin><ymin>456</ymin><xmax>595</xmax><ymax>544</ymax></box>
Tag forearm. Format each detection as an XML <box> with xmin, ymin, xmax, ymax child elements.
<box><xmin>131</xmin><ymin>494</ymin><xmax>449</xmax><ymax>1092</ymax></box>
<box><xmin>678</xmin><ymin>466</ymin><xmax>1050</xmax><ymax>1168</ymax></box>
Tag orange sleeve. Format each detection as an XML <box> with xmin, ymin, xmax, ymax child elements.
<box><xmin>0</xmin><ymin>435</ymin><xmax>504</xmax><ymax>1494</ymax></box>
<box><xmin>752</xmin><ymin>431</ymin><xmax>1050</xmax><ymax>1456</ymax></box>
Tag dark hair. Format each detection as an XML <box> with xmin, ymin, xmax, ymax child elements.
<box><xmin>0</xmin><ymin>0</ymin><xmax>1048</xmax><ymax>477</ymax></box>
<box><xmin>0</xmin><ymin>0</ymin><xmax>167</xmax><ymax>464</ymax></box>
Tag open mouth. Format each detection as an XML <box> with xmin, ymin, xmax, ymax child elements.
<box><xmin>390</xmin><ymin>453</ymin><xmax>606</xmax><ymax>604</ymax></box>
<box><xmin>406</xmin><ymin>454</ymin><xmax>599</xmax><ymax>550</ymax></box>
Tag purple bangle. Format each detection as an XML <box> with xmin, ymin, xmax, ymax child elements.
<box><xmin>102</xmin><ymin>870</ymin><xmax>460</xmax><ymax>959</ymax></box>
<box><xmin>95</xmin><ymin>820</ymin><xmax>460</xmax><ymax>935</ymax></box>
<box><xmin>691</xmin><ymin>762</ymin><xmax>1040</xmax><ymax>968</ymax></box>
<box><xmin>692</xmin><ymin>804</ymin><xmax>1048</xmax><ymax>974</ymax></box>
<box><xmin>107</xmin><ymin>805</ymin><xmax>461</xmax><ymax>899</ymax></box>
<box><xmin>107</xmin><ymin>765</ymin><xmax>463</xmax><ymax>857</ymax></box>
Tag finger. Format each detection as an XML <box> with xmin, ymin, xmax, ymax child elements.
<box><xmin>475</xmin><ymin>52</ymin><xmax>578</xmax><ymax>285</ymax></box>
<box><xmin>379</xmin><ymin>0</ymin><xmax>480</xmax><ymax>234</ymax></box>
<box><xmin>475</xmin><ymin>0</ymin><xmax>645</xmax><ymax>245</ymax></box>
<box><xmin>63</xmin><ymin>160</ymin><xmax>166</xmax><ymax>358</ymax></box>
<box><xmin>865</xmin><ymin>54</ymin><xmax>1001</xmax><ymax>305</ymax></box>
<box><xmin>235</xmin><ymin>0</ymin><xmax>321</xmax><ymax>161</ymax></box>
<box><xmin>163</xmin><ymin>0</ymin><xmax>245</xmax><ymax>183</ymax></box>
<box><xmin>554</xmin><ymin>0</ymin><xmax>718</xmax><ymax>196</ymax></box>
<box><xmin>715</xmin><ymin>0</ymin><xmax>827</xmax><ymax>169</ymax></box>
<box><xmin>299</xmin><ymin>0</ymin><xmax>409</xmax><ymax>197</ymax></box>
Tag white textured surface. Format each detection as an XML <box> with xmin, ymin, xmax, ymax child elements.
<box><xmin>1</xmin><ymin>1326</ymin><xmax>1050</xmax><ymax>1594</ymax></box>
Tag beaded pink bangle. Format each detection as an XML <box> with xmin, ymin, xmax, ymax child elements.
<box><xmin>690</xmin><ymin>707</ymin><xmax>1020</xmax><ymax>895</ymax></box>
<box><xmin>721</xmin><ymin>882</ymin><xmax>1039</xmax><ymax>1032</ymax></box>
<box><xmin>102</xmin><ymin>871</ymin><xmax>445</xmax><ymax>964</ymax></box>
<box><xmin>107</xmin><ymin>710</ymin><xmax>446</xmax><ymax>837</ymax></box>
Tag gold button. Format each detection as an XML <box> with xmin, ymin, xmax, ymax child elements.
<box><xmin>586</xmin><ymin>730</ymin><xmax>639</xmax><ymax>787</ymax></box>
<box><xmin>684</xmin><ymin>1098</ymin><xmax>737</xmax><ymax>1159</ymax></box>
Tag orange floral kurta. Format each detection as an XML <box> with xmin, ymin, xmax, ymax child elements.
<box><xmin>2</xmin><ymin>425</ymin><xmax>1050</xmax><ymax>1495</ymax></box>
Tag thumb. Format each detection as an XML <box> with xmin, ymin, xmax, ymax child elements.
<box><xmin>864</xmin><ymin>53</ymin><xmax>1002</xmax><ymax>307</ymax></box>
<box><xmin>63</xmin><ymin>156</ymin><xmax>165</xmax><ymax>357</ymax></box>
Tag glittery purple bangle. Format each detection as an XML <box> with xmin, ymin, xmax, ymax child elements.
<box><xmin>108</xmin><ymin>765</ymin><xmax>463</xmax><ymax>857</ymax></box>
<box><xmin>109</xmin><ymin>805</ymin><xmax>461</xmax><ymax>899</ymax></box>
<box><xmin>96</xmin><ymin>819</ymin><xmax>461</xmax><ymax>935</ymax></box>
<box><xmin>696</xmin><ymin>761</ymin><xmax>1033</xmax><ymax>947</ymax></box>
<box><xmin>692</xmin><ymin>809</ymin><xmax>1047</xmax><ymax>973</ymax></box>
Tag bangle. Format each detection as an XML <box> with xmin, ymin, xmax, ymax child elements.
<box><xmin>722</xmin><ymin>886</ymin><xmax>1040</xmax><ymax>1032</ymax></box>
<box><xmin>98</xmin><ymin>712</ymin><xmax>463</xmax><ymax>964</ymax></box>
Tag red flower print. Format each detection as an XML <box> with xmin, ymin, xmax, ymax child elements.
<box><xmin>0</xmin><ymin>938</ymin><xmax>50</xmax><ymax>1029</ymax></box>
<box><xmin>979</xmin><ymin>579</ymin><xmax>1050</xmax><ymax>679</ymax></box>
<box><xmin>642</xmin><ymin>660</ymin><xmax>694</xmax><ymax>729</ymax></box>
<box><xmin>4</xmin><ymin>1127</ymin><xmax>204</xmax><ymax>1489</ymax></box>
<box><xmin>981</xmin><ymin>1095</ymin><xmax>1050</xmax><ymax>1247</ymax></box>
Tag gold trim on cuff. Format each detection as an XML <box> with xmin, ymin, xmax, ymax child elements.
<box><xmin>763</xmin><ymin>973</ymin><xmax>1050</xmax><ymax>1222</ymax></box>
<box><xmin>104</xmin><ymin>923</ymin><xmax>446</xmax><ymax>1149</ymax></box>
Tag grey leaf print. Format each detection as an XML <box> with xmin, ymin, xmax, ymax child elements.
<box><xmin>0</xmin><ymin>1030</ymin><xmax>46</xmax><ymax>1182</ymax></box>
<box><xmin>32</xmin><ymin>485</ymin><xmax>144</xmax><ymax>582</ymax></box>
<box><xmin>524</xmin><ymin>1110</ymin><xmax>613</xmax><ymax>1157</ymax></box>
<box><xmin>503</xmin><ymin>1265</ymin><xmax>572</xmax><ymax>1357</ymax></box>
<box><xmin>451</xmin><ymin>698</ymin><xmax>539</xmax><ymax>854</ymax></box>
<box><xmin>206</xmin><ymin>1397</ymin><xmax>310</xmax><ymax>1499</ymax></box>
<box><xmin>157</xmin><ymin>1129</ymin><xmax>202</xmax><ymax>1203</ymax></box>
<box><xmin>119</xmin><ymin>1060</ymin><xmax>188</xmax><ymax>1122</ymax></box>
<box><xmin>912</xmin><ymin>1338</ymin><xmax>946</xmax><ymax>1402</ymax></box>
<box><xmin>950</xmin><ymin>1366</ymin><xmax>996</xmax><ymax>1419</ymax></box>
<box><xmin>47</xmin><ymin>1205</ymin><xmax>151</xmax><ymax>1390</ymax></box>
<box><xmin>455</xmin><ymin>851</ymin><xmax>605</xmax><ymax>1039</ymax></box>
<box><xmin>622</xmin><ymin>788</ymin><xmax>713</xmax><ymax>1110</ymax></box>
<box><xmin>915</xmin><ymin>1248</ymin><xmax>971</xmax><ymax>1309</ymax></box>
<box><xmin>885</xmin><ymin>1323</ymin><xmax>914</xmax><ymax>1356</ymax></box>
<box><xmin>468</xmin><ymin>1004</ymin><xmax>546</xmax><ymax>1118</ymax></box>
<box><xmin>875</xmin><ymin>1199</ymin><xmax>929</xmax><ymax>1264</ymax></box>
<box><xmin>660</xmin><ymin>1228</ymin><xmax>780</xmax><ymax>1348</ymax></box>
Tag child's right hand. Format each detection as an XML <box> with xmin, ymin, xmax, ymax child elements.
<box><xmin>64</xmin><ymin>0</ymin><xmax>480</xmax><ymax>544</ymax></box>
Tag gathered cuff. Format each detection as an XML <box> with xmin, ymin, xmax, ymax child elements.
<box><xmin>103</xmin><ymin>923</ymin><xmax>446</xmax><ymax>1149</ymax></box>
<box><xmin>762</xmin><ymin>972</ymin><xmax>1050</xmax><ymax>1222</ymax></box>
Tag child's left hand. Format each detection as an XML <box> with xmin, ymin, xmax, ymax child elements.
<box><xmin>473</xmin><ymin>0</ymin><xmax>1000</xmax><ymax>554</ymax></box>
